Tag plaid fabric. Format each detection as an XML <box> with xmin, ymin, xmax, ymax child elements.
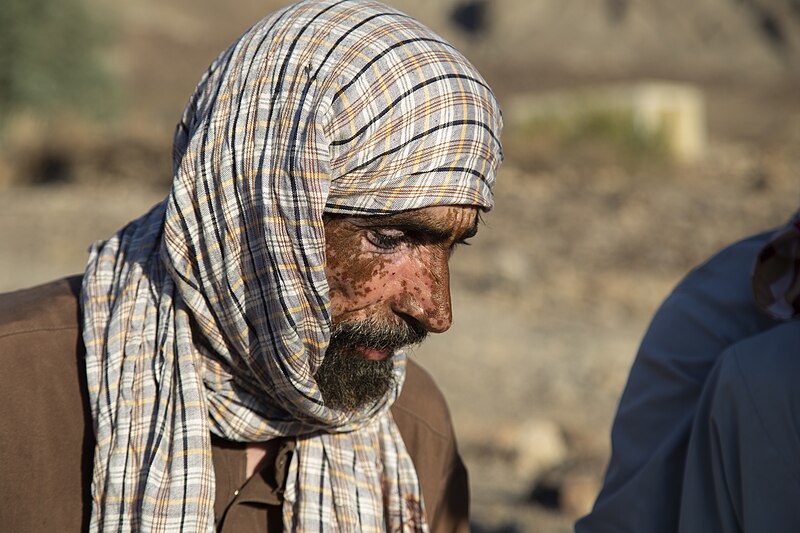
<box><xmin>753</xmin><ymin>209</ymin><xmax>800</xmax><ymax>320</ymax></box>
<box><xmin>81</xmin><ymin>1</ymin><xmax>502</xmax><ymax>531</ymax></box>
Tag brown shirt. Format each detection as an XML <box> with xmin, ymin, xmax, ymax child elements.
<box><xmin>0</xmin><ymin>277</ymin><xmax>469</xmax><ymax>532</ymax></box>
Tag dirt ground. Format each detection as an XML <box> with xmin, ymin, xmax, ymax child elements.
<box><xmin>2</xmin><ymin>1</ymin><xmax>800</xmax><ymax>530</ymax></box>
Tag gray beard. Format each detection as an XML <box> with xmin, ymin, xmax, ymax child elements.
<box><xmin>315</xmin><ymin>316</ymin><xmax>427</xmax><ymax>412</ymax></box>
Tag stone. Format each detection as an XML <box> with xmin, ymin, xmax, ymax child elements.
<box><xmin>498</xmin><ymin>418</ymin><xmax>569</xmax><ymax>479</ymax></box>
<box><xmin>560</xmin><ymin>472</ymin><xmax>601</xmax><ymax>518</ymax></box>
<box><xmin>506</xmin><ymin>81</ymin><xmax>707</xmax><ymax>164</ymax></box>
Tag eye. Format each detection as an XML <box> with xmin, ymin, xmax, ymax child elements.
<box><xmin>366</xmin><ymin>228</ymin><xmax>406</xmax><ymax>250</ymax></box>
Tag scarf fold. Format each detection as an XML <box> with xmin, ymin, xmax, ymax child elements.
<box><xmin>81</xmin><ymin>1</ymin><xmax>502</xmax><ymax>531</ymax></box>
<box><xmin>753</xmin><ymin>209</ymin><xmax>800</xmax><ymax>320</ymax></box>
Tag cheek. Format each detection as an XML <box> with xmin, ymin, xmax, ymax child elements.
<box><xmin>326</xmin><ymin>249</ymin><xmax>395</xmax><ymax>307</ymax></box>
<box><xmin>330</xmin><ymin>251</ymin><xmax>442</xmax><ymax>310</ymax></box>
<box><xmin>327</xmin><ymin>248</ymin><xmax>435</xmax><ymax>316</ymax></box>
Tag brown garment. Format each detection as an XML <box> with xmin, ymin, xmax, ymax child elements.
<box><xmin>0</xmin><ymin>277</ymin><xmax>469</xmax><ymax>532</ymax></box>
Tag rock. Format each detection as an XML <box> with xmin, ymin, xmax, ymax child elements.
<box><xmin>505</xmin><ymin>81</ymin><xmax>707</xmax><ymax>164</ymax></box>
<box><xmin>498</xmin><ymin>418</ymin><xmax>569</xmax><ymax>479</ymax></box>
<box><xmin>560</xmin><ymin>473</ymin><xmax>601</xmax><ymax>519</ymax></box>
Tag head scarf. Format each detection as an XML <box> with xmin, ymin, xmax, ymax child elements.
<box><xmin>753</xmin><ymin>209</ymin><xmax>800</xmax><ymax>320</ymax></box>
<box><xmin>81</xmin><ymin>1</ymin><xmax>503</xmax><ymax>531</ymax></box>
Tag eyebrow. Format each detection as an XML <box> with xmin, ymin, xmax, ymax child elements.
<box><xmin>369</xmin><ymin>211</ymin><xmax>480</xmax><ymax>243</ymax></box>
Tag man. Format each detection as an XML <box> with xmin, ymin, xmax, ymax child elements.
<box><xmin>0</xmin><ymin>1</ymin><xmax>503</xmax><ymax>531</ymax></box>
<box><xmin>577</xmin><ymin>208</ymin><xmax>800</xmax><ymax>532</ymax></box>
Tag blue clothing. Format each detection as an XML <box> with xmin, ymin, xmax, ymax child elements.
<box><xmin>576</xmin><ymin>230</ymin><xmax>790</xmax><ymax>532</ymax></box>
<box><xmin>679</xmin><ymin>319</ymin><xmax>800</xmax><ymax>532</ymax></box>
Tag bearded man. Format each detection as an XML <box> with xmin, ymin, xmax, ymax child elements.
<box><xmin>0</xmin><ymin>1</ymin><xmax>503</xmax><ymax>531</ymax></box>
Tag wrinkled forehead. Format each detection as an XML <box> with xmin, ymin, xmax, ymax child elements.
<box><xmin>326</xmin><ymin>204</ymin><xmax>480</xmax><ymax>240</ymax></box>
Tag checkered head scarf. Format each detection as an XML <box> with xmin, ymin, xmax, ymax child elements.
<box><xmin>81</xmin><ymin>1</ymin><xmax>502</xmax><ymax>531</ymax></box>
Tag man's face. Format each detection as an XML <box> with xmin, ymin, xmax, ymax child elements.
<box><xmin>315</xmin><ymin>205</ymin><xmax>479</xmax><ymax>411</ymax></box>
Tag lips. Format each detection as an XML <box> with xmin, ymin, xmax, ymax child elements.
<box><xmin>356</xmin><ymin>346</ymin><xmax>393</xmax><ymax>361</ymax></box>
<box><xmin>329</xmin><ymin>316</ymin><xmax>427</xmax><ymax>363</ymax></box>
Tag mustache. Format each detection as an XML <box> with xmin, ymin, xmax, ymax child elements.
<box><xmin>329</xmin><ymin>315</ymin><xmax>428</xmax><ymax>353</ymax></box>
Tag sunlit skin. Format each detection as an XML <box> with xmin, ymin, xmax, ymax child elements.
<box><xmin>324</xmin><ymin>205</ymin><xmax>479</xmax><ymax>359</ymax></box>
<box><xmin>245</xmin><ymin>205</ymin><xmax>479</xmax><ymax>476</ymax></box>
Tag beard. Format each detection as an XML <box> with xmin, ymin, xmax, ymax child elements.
<box><xmin>315</xmin><ymin>316</ymin><xmax>427</xmax><ymax>412</ymax></box>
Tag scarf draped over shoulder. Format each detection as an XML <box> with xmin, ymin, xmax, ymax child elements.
<box><xmin>81</xmin><ymin>1</ymin><xmax>503</xmax><ymax>531</ymax></box>
<box><xmin>753</xmin><ymin>209</ymin><xmax>800</xmax><ymax>320</ymax></box>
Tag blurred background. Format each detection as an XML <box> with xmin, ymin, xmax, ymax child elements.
<box><xmin>1</xmin><ymin>0</ymin><xmax>799</xmax><ymax>530</ymax></box>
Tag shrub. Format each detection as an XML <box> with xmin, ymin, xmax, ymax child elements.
<box><xmin>0</xmin><ymin>0</ymin><xmax>116</xmax><ymax>126</ymax></box>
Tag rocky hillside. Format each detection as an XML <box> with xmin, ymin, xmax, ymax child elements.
<box><xmin>403</xmin><ymin>0</ymin><xmax>800</xmax><ymax>88</ymax></box>
<box><xmin>101</xmin><ymin>0</ymin><xmax>800</xmax><ymax>132</ymax></box>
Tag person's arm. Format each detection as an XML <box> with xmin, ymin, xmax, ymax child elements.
<box><xmin>0</xmin><ymin>277</ymin><xmax>91</xmax><ymax>533</ymax></box>
<box><xmin>679</xmin><ymin>321</ymin><xmax>800</xmax><ymax>532</ymax></box>
<box><xmin>427</xmin><ymin>438</ymin><xmax>470</xmax><ymax>533</ymax></box>
<box><xmin>392</xmin><ymin>360</ymin><xmax>470</xmax><ymax>533</ymax></box>
<box><xmin>577</xmin><ymin>232</ymin><xmax>779</xmax><ymax>532</ymax></box>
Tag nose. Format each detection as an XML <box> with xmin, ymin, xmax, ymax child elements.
<box><xmin>391</xmin><ymin>251</ymin><xmax>453</xmax><ymax>334</ymax></box>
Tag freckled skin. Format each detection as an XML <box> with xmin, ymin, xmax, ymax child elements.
<box><xmin>324</xmin><ymin>205</ymin><xmax>478</xmax><ymax>335</ymax></box>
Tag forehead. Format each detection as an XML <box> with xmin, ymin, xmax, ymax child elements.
<box><xmin>377</xmin><ymin>205</ymin><xmax>478</xmax><ymax>224</ymax></box>
<box><xmin>358</xmin><ymin>205</ymin><xmax>479</xmax><ymax>237</ymax></box>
